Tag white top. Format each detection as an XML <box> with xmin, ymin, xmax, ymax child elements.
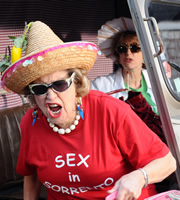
<box><xmin>91</xmin><ymin>68</ymin><xmax>157</xmax><ymax>112</ymax></box>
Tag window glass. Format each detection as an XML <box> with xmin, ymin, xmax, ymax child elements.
<box><xmin>148</xmin><ymin>1</ymin><xmax>180</xmax><ymax>101</ymax></box>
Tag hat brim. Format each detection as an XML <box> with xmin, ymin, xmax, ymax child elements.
<box><xmin>97</xmin><ymin>17</ymin><xmax>135</xmax><ymax>61</ymax></box>
<box><xmin>1</xmin><ymin>42</ymin><xmax>98</xmax><ymax>94</ymax></box>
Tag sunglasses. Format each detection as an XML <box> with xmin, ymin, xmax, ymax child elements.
<box><xmin>116</xmin><ymin>43</ymin><xmax>141</xmax><ymax>54</ymax></box>
<box><xmin>29</xmin><ymin>72</ymin><xmax>75</xmax><ymax>96</ymax></box>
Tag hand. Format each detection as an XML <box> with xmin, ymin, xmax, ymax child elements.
<box><xmin>107</xmin><ymin>170</ymin><xmax>145</xmax><ymax>200</ymax></box>
<box><xmin>163</xmin><ymin>61</ymin><xmax>172</xmax><ymax>78</ymax></box>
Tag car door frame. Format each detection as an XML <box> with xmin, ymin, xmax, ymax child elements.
<box><xmin>127</xmin><ymin>0</ymin><xmax>180</xmax><ymax>187</ymax></box>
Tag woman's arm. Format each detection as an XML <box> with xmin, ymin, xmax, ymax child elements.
<box><xmin>143</xmin><ymin>151</ymin><xmax>176</xmax><ymax>184</ymax></box>
<box><xmin>24</xmin><ymin>173</ymin><xmax>42</xmax><ymax>200</ymax></box>
<box><xmin>108</xmin><ymin>151</ymin><xmax>176</xmax><ymax>200</ymax></box>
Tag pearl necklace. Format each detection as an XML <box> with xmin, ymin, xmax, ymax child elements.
<box><xmin>47</xmin><ymin>113</ymin><xmax>80</xmax><ymax>134</ymax></box>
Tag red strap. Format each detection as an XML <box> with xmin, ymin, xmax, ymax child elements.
<box><xmin>106</xmin><ymin>88</ymin><xmax>128</xmax><ymax>95</ymax></box>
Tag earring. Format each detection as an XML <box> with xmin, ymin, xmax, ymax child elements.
<box><xmin>32</xmin><ymin>108</ymin><xmax>39</xmax><ymax>126</ymax></box>
<box><xmin>77</xmin><ymin>97</ymin><xmax>84</xmax><ymax>120</ymax></box>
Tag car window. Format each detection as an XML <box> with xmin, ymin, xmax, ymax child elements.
<box><xmin>149</xmin><ymin>1</ymin><xmax>180</xmax><ymax>101</ymax></box>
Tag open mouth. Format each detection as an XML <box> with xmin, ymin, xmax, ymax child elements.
<box><xmin>47</xmin><ymin>103</ymin><xmax>62</xmax><ymax>118</ymax></box>
<box><xmin>125</xmin><ymin>58</ymin><xmax>133</xmax><ymax>62</ymax></box>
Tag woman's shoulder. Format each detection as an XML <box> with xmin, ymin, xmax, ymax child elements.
<box><xmin>98</xmin><ymin>70</ymin><xmax>119</xmax><ymax>78</ymax></box>
<box><xmin>86</xmin><ymin>90</ymin><xmax>130</xmax><ymax>110</ymax></box>
<box><xmin>92</xmin><ymin>68</ymin><xmax>122</xmax><ymax>82</ymax></box>
<box><xmin>91</xmin><ymin>68</ymin><xmax>123</xmax><ymax>91</ymax></box>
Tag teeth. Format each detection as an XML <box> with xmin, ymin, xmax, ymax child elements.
<box><xmin>48</xmin><ymin>104</ymin><xmax>61</xmax><ymax>114</ymax></box>
<box><xmin>49</xmin><ymin>104</ymin><xmax>59</xmax><ymax>107</ymax></box>
<box><xmin>52</xmin><ymin>110</ymin><xmax>60</xmax><ymax>114</ymax></box>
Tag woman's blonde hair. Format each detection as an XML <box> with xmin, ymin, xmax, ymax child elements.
<box><xmin>68</xmin><ymin>68</ymin><xmax>91</xmax><ymax>97</ymax></box>
<box><xmin>27</xmin><ymin>68</ymin><xmax>91</xmax><ymax>107</ymax></box>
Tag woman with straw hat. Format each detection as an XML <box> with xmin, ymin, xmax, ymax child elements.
<box><xmin>1</xmin><ymin>21</ymin><xmax>176</xmax><ymax>200</ymax></box>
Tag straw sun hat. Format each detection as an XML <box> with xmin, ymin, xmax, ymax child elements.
<box><xmin>1</xmin><ymin>21</ymin><xmax>98</xmax><ymax>94</ymax></box>
<box><xmin>97</xmin><ymin>17</ymin><xmax>135</xmax><ymax>62</ymax></box>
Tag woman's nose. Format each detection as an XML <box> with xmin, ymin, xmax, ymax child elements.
<box><xmin>46</xmin><ymin>88</ymin><xmax>58</xmax><ymax>99</ymax></box>
<box><xmin>126</xmin><ymin>48</ymin><xmax>132</xmax><ymax>55</ymax></box>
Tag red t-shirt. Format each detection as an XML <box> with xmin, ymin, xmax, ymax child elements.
<box><xmin>17</xmin><ymin>90</ymin><xmax>169</xmax><ymax>200</ymax></box>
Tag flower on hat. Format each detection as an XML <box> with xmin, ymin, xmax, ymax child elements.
<box><xmin>0</xmin><ymin>46</ymin><xmax>11</xmax><ymax>75</ymax></box>
<box><xmin>0</xmin><ymin>22</ymin><xmax>33</xmax><ymax>76</ymax></box>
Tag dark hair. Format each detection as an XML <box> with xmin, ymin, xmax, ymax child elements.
<box><xmin>112</xmin><ymin>31</ymin><xmax>137</xmax><ymax>64</ymax></box>
<box><xmin>112</xmin><ymin>30</ymin><xmax>145</xmax><ymax>72</ymax></box>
